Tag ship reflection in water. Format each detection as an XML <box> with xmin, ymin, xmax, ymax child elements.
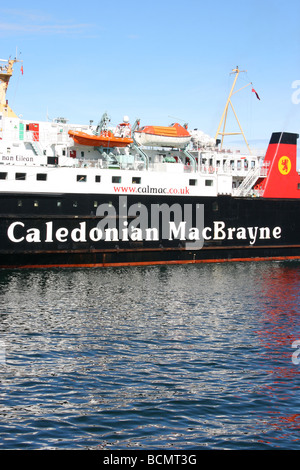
<box><xmin>0</xmin><ymin>260</ymin><xmax>299</xmax><ymax>449</ymax></box>
<box><xmin>252</xmin><ymin>264</ymin><xmax>300</xmax><ymax>446</ymax></box>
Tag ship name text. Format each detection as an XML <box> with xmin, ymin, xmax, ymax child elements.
<box><xmin>7</xmin><ymin>220</ymin><xmax>282</xmax><ymax>246</ymax></box>
<box><xmin>6</xmin><ymin>197</ymin><xmax>282</xmax><ymax>249</ymax></box>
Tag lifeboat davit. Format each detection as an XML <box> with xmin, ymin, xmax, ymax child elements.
<box><xmin>68</xmin><ymin>122</ymin><xmax>133</xmax><ymax>148</ymax></box>
<box><xmin>134</xmin><ymin>123</ymin><xmax>191</xmax><ymax>148</ymax></box>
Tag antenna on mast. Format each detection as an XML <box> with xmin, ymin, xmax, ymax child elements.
<box><xmin>215</xmin><ymin>66</ymin><xmax>252</xmax><ymax>154</ymax></box>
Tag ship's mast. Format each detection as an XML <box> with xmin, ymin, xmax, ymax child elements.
<box><xmin>0</xmin><ymin>57</ymin><xmax>22</xmax><ymax>117</ymax></box>
<box><xmin>215</xmin><ymin>66</ymin><xmax>252</xmax><ymax>154</ymax></box>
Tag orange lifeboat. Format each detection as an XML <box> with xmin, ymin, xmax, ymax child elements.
<box><xmin>134</xmin><ymin>123</ymin><xmax>191</xmax><ymax>148</ymax></box>
<box><xmin>68</xmin><ymin>121</ymin><xmax>133</xmax><ymax>148</ymax></box>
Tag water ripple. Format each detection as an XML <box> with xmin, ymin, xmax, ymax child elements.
<box><xmin>0</xmin><ymin>261</ymin><xmax>299</xmax><ymax>449</ymax></box>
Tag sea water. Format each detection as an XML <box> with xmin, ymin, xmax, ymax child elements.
<box><xmin>0</xmin><ymin>261</ymin><xmax>299</xmax><ymax>450</ymax></box>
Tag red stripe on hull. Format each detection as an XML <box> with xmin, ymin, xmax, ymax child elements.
<box><xmin>3</xmin><ymin>255</ymin><xmax>300</xmax><ymax>270</ymax></box>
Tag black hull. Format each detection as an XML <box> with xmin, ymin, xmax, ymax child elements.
<box><xmin>0</xmin><ymin>193</ymin><xmax>300</xmax><ymax>268</ymax></box>
<box><xmin>1</xmin><ymin>246</ymin><xmax>300</xmax><ymax>269</ymax></box>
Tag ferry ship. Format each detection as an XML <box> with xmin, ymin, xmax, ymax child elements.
<box><xmin>0</xmin><ymin>57</ymin><xmax>299</xmax><ymax>269</ymax></box>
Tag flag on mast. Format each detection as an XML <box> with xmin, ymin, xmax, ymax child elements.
<box><xmin>252</xmin><ymin>87</ymin><xmax>260</xmax><ymax>100</ymax></box>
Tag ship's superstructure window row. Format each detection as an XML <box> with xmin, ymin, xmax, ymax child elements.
<box><xmin>0</xmin><ymin>170</ymin><xmax>216</xmax><ymax>188</ymax></box>
<box><xmin>3</xmin><ymin>196</ymin><xmax>223</xmax><ymax>216</ymax></box>
<box><xmin>0</xmin><ymin>166</ymin><xmax>223</xmax><ymax>197</ymax></box>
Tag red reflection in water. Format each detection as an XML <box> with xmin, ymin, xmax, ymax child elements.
<box><xmin>257</xmin><ymin>413</ymin><xmax>300</xmax><ymax>447</ymax></box>
<box><xmin>251</xmin><ymin>264</ymin><xmax>300</xmax><ymax>446</ymax></box>
<box><xmin>256</xmin><ymin>264</ymin><xmax>300</xmax><ymax>353</ymax></box>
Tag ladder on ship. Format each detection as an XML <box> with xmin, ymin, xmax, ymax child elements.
<box><xmin>30</xmin><ymin>141</ymin><xmax>44</xmax><ymax>156</ymax></box>
<box><xmin>131</xmin><ymin>144</ymin><xmax>149</xmax><ymax>169</ymax></box>
<box><xmin>182</xmin><ymin>148</ymin><xmax>196</xmax><ymax>172</ymax></box>
<box><xmin>130</xmin><ymin>119</ymin><xmax>149</xmax><ymax>169</ymax></box>
<box><xmin>234</xmin><ymin>166</ymin><xmax>262</xmax><ymax>196</ymax></box>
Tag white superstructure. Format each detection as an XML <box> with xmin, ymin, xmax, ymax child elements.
<box><xmin>0</xmin><ymin>58</ymin><xmax>266</xmax><ymax>199</ymax></box>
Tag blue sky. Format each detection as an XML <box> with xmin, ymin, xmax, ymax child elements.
<box><xmin>1</xmin><ymin>0</ymin><xmax>300</xmax><ymax>149</ymax></box>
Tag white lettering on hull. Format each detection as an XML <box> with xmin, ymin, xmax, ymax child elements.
<box><xmin>7</xmin><ymin>220</ymin><xmax>282</xmax><ymax>246</ymax></box>
<box><xmin>6</xmin><ymin>197</ymin><xmax>282</xmax><ymax>250</ymax></box>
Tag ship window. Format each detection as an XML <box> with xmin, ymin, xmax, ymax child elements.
<box><xmin>205</xmin><ymin>179</ymin><xmax>213</xmax><ymax>187</ymax></box>
<box><xmin>73</xmin><ymin>201</ymin><xmax>78</xmax><ymax>207</ymax></box>
<box><xmin>47</xmin><ymin>156</ymin><xmax>58</xmax><ymax>165</ymax></box>
<box><xmin>298</xmin><ymin>183</ymin><xmax>300</xmax><ymax>190</ymax></box>
<box><xmin>189</xmin><ymin>179</ymin><xmax>197</xmax><ymax>186</ymax></box>
<box><xmin>132</xmin><ymin>177</ymin><xmax>141</xmax><ymax>184</ymax></box>
<box><xmin>36</xmin><ymin>173</ymin><xmax>47</xmax><ymax>181</ymax></box>
<box><xmin>212</xmin><ymin>201</ymin><xmax>219</xmax><ymax>211</ymax></box>
<box><xmin>17</xmin><ymin>200</ymin><xmax>22</xmax><ymax>207</ymax></box>
<box><xmin>112</xmin><ymin>176</ymin><xmax>121</xmax><ymax>183</ymax></box>
<box><xmin>15</xmin><ymin>173</ymin><xmax>26</xmax><ymax>180</ymax></box>
<box><xmin>57</xmin><ymin>201</ymin><xmax>62</xmax><ymax>207</ymax></box>
<box><xmin>0</xmin><ymin>172</ymin><xmax>7</xmax><ymax>180</ymax></box>
<box><xmin>93</xmin><ymin>201</ymin><xmax>98</xmax><ymax>207</ymax></box>
<box><xmin>77</xmin><ymin>175</ymin><xmax>87</xmax><ymax>182</ymax></box>
<box><xmin>34</xmin><ymin>201</ymin><xmax>39</xmax><ymax>207</ymax></box>
<box><xmin>95</xmin><ymin>175</ymin><xmax>101</xmax><ymax>183</ymax></box>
